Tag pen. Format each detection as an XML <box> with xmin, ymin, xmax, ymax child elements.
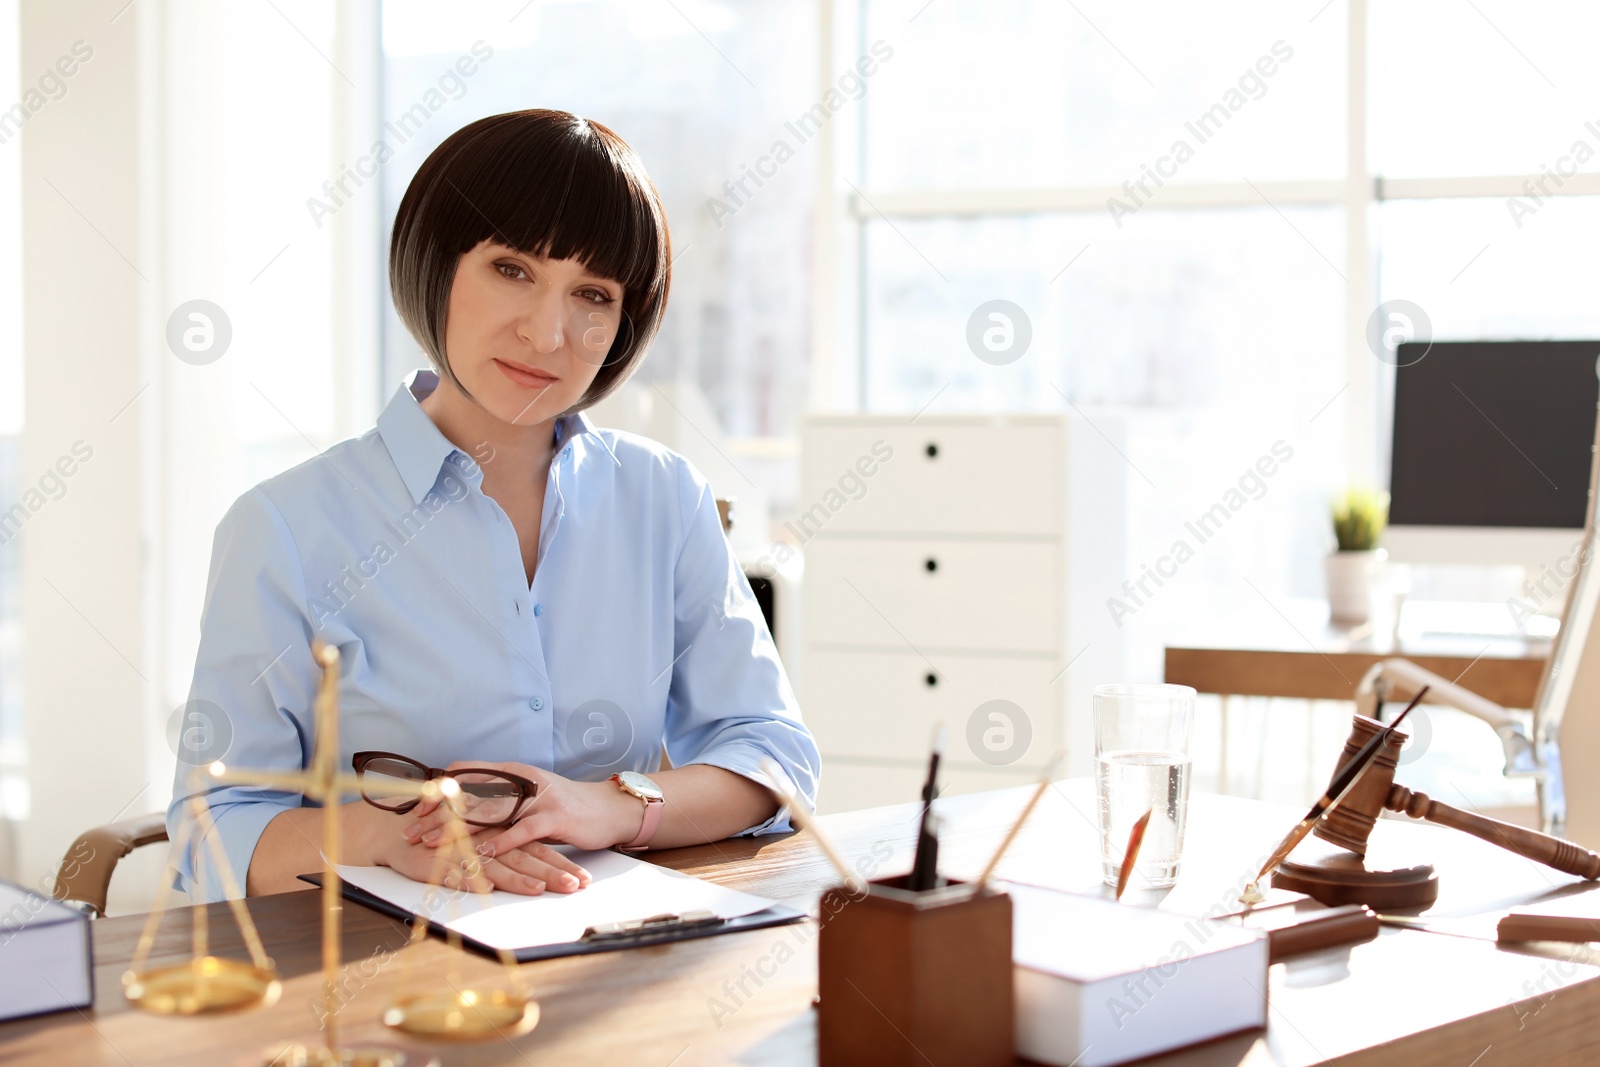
<box><xmin>909</xmin><ymin>723</ymin><xmax>945</xmax><ymax>892</ymax></box>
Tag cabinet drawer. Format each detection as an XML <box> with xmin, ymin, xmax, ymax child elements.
<box><xmin>803</xmin><ymin>539</ymin><xmax>1059</xmax><ymax>653</ymax></box>
<box><xmin>802</xmin><ymin>648</ymin><xmax>1062</xmax><ymax>767</ymax></box>
<box><xmin>800</xmin><ymin>418</ymin><xmax>1065</xmax><ymax>536</ymax></box>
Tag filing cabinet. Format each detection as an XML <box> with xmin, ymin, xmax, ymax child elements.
<box><xmin>799</xmin><ymin>414</ymin><xmax>1124</xmax><ymax>814</ymax></box>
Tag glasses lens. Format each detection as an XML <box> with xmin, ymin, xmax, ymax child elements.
<box><xmin>571</xmin><ymin>305</ymin><xmax>629</xmax><ymax>368</ymax></box>
<box><xmin>450</xmin><ymin>771</ymin><xmax>530</xmax><ymax>827</ymax></box>
<box><xmin>359</xmin><ymin>757</ymin><xmax>426</xmax><ymax>810</ymax></box>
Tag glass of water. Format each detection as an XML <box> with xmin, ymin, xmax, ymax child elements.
<box><xmin>1094</xmin><ymin>683</ymin><xmax>1196</xmax><ymax>889</ymax></box>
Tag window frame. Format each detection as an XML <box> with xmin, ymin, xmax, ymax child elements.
<box><xmin>821</xmin><ymin>0</ymin><xmax>1600</xmax><ymax>483</ymax></box>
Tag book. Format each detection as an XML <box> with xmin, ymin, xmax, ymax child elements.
<box><xmin>0</xmin><ymin>880</ymin><xmax>94</xmax><ymax>1022</ymax></box>
<box><xmin>1010</xmin><ymin>882</ymin><xmax>1269</xmax><ymax>1067</ymax></box>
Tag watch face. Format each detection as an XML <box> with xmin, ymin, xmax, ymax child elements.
<box><xmin>617</xmin><ymin>770</ymin><xmax>664</xmax><ymax>801</ymax></box>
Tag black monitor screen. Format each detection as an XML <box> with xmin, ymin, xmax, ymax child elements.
<box><xmin>1389</xmin><ymin>341</ymin><xmax>1600</xmax><ymax>529</ymax></box>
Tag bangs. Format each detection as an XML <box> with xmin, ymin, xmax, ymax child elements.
<box><xmin>450</xmin><ymin>114</ymin><xmax>664</xmax><ymax>297</ymax></box>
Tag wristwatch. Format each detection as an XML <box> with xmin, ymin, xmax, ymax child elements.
<box><xmin>611</xmin><ymin>770</ymin><xmax>666</xmax><ymax>852</ymax></box>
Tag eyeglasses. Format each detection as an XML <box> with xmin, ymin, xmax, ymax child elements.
<box><xmin>351</xmin><ymin>751</ymin><xmax>538</xmax><ymax>829</ymax></box>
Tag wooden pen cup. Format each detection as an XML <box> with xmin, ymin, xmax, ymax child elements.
<box><xmin>817</xmin><ymin>876</ymin><xmax>1013</xmax><ymax>1067</ymax></box>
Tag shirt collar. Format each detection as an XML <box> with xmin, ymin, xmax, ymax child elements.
<box><xmin>552</xmin><ymin>405</ymin><xmax>621</xmax><ymax>467</ymax></box>
<box><xmin>377</xmin><ymin>369</ymin><xmax>619</xmax><ymax>505</ymax></box>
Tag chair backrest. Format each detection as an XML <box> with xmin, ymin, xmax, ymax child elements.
<box><xmin>1531</xmin><ymin>404</ymin><xmax>1600</xmax><ymax>843</ymax></box>
<box><xmin>52</xmin><ymin>812</ymin><xmax>168</xmax><ymax>918</ymax></box>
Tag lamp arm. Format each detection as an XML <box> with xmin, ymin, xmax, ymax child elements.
<box><xmin>1355</xmin><ymin>657</ymin><xmax>1541</xmax><ymax>777</ymax></box>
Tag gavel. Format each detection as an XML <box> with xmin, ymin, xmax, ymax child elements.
<box><xmin>1315</xmin><ymin>714</ymin><xmax>1600</xmax><ymax>880</ymax></box>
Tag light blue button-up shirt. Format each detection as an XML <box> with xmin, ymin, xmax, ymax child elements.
<box><xmin>168</xmin><ymin>370</ymin><xmax>819</xmax><ymax>902</ymax></box>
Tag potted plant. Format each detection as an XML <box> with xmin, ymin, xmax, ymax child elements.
<box><xmin>1326</xmin><ymin>488</ymin><xmax>1389</xmax><ymax>624</ymax></box>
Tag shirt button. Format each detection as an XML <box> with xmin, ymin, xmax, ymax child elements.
<box><xmin>563</xmin><ymin>445</ymin><xmax>572</xmax><ymax>458</ymax></box>
<box><xmin>533</xmin><ymin>603</ymin><xmax>543</xmax><ymax>616</ymax></box>
<box><xmin>529</xmin><ymin>696</ymin><xmax>544</xmax><ymax>711</ymax></box>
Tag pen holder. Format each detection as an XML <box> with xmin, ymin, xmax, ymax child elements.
<box><xmin>817</xmin><ymin>875</ymin><xmax>1013</xmax><ymax>1067</ymax></box>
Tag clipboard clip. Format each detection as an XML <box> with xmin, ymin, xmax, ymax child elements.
<box><xmin>581</xmin><ymin>909</ymin><xmax>725</xmax><ymax>943</ymax></box>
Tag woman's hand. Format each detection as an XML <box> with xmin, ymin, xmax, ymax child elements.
<box><xmin>365</xmin><ymin>789</ymin><xmax>595</xmax><ymax>895</ymax></box>
<box><xmin>404</xmin><ymin>761</ymin><xmax>644</xmax><ymax>860</ymax></box>
<box><xmin>253</xmin><ymin>800</ymin><xmax>593</xmax><ymax>897</ymax></box>
<box><xmin>380</xmin><ymin>828</ymin><xmax>592</xmax><ymax>895</ymax></box>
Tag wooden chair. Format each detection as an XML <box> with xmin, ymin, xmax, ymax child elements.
<box><xmin>52</xmin><ymin>812</ymin><xmax>168</xmax><ymax>918</ymax></box>
<box><xmin>1356</xmin><ymin>413</ymin><xmax>1600</xmax><ymax>845</ymax></box>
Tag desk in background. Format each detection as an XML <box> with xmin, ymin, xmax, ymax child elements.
<box><xmin>1164</xmin><ymin>597</ymin><xmax>1548</xmax><ymax>705</ymax></box>
<box><xmin>3</xmin><ymin>782</ymin><xmax>1598</xmax><ymax>1065</ymax></box>
<box><xmin>1165</xmin><ymin>597</ymin><xmax>1549</xmax><ymax>798</ymax></box>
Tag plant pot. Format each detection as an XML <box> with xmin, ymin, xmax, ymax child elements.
<box><xmin>1325</xmin><ymin>549</ymin><xmax>1386</xmax><ymax>624</ymax></box>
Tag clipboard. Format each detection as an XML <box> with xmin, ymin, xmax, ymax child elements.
<box><xmin>301</xmin><ymin>872</ymin><xmax>808</xmax><ymax>963</ymax></box>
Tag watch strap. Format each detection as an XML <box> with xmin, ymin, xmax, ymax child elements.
<box><xmin>619</xmin><ymin>793</ymin><xmax>664</xmax><ymax>852</ymax></box>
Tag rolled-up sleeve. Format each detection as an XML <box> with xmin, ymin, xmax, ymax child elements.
<box><xmin>165</xmin><ymin>489</ymin><xmax>315</xmax><ymax>902</ymax></box>
<box><xmin>662</xmin><ymin>462</ymin><xmax>820</xmax><ymax>834</ymax></box>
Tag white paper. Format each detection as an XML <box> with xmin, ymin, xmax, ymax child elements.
<box><xmin>336</xmin><ymin>847</ymin><xmax>780</xmax><ymax>952</ymax></box>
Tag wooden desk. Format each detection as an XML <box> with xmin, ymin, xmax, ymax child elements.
<box><xmin>1164</xmin><ymin>599</ymin><xmax>1549</xmax><ymax>707</ymax></box>
<box><xmin>4</xmin><ymin>782</ymin><xmax>1600</xmax><ymax>1066</ymax></box>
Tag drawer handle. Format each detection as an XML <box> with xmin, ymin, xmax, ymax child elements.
<box><xmin>924</xmin><ymin>557</ymin><xmax>938</xmax><ymax>573</ymax></box>
<box><xmin>924</xmin><ymin>673</ymin><xmax>938</xmax><ymax>687</ymax></box>
<box><xmin>925</xmin><ymin>442</ymin><xmax>939</xmax><ymax>459</ymax></box>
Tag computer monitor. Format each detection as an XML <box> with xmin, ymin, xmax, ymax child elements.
<box><xmin>1385</xmin><ymin>340</ymin><xmax>1600</xmax><ymax>568</ymax></box>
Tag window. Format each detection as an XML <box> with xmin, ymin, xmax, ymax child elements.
<box><xmin>862</xmin><ymin>0</ymin><xmax>1346</xmax><ymax>189</ymax></box>
<box><xmin>1368</xmin><ymin>0</ymin><xmax>1600</xmax><ymax>180</ymax></box>
<box><xmin>848</xmin><ymin>0</ymin><xmax>1600</xmax><ymax>680</ymax></box>
<box><xmin>861</xmin><ymin>209</ymin><xmax>1345</xmax><ymax>414</ymax></box>
<box><xmin>1377</xmin><ymin>197</ymin><xmax>1600</xmax><ymax>342</ymax></box>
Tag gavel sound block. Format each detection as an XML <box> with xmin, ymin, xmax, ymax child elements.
<box><xmin>1273</xmin><ymin>714</ymin><xmax>1600</xmax><ymax>909</ymax></box>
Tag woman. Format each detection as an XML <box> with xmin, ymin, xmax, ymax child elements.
<box><xmin>168</xmin><ymin>110</ymin><xmax>820</xmax><ymax>902</ymax></box>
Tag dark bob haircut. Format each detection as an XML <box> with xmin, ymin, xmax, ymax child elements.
<box><xmin>389</xmin><ymin>109</ymin><xmax>671</xmax><ymax>412</ymax></box>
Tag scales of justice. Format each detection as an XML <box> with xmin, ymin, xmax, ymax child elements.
<box><xmin>123</xmin><ymin>641</ymin><xmax>538</xmax><ymax>1066</ymax></box>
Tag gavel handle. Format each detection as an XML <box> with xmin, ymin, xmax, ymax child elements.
<box><xmin>1385</xmin><ymin>784</ymin><xmax>1600</xmax><ymax>880</ymax></box>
